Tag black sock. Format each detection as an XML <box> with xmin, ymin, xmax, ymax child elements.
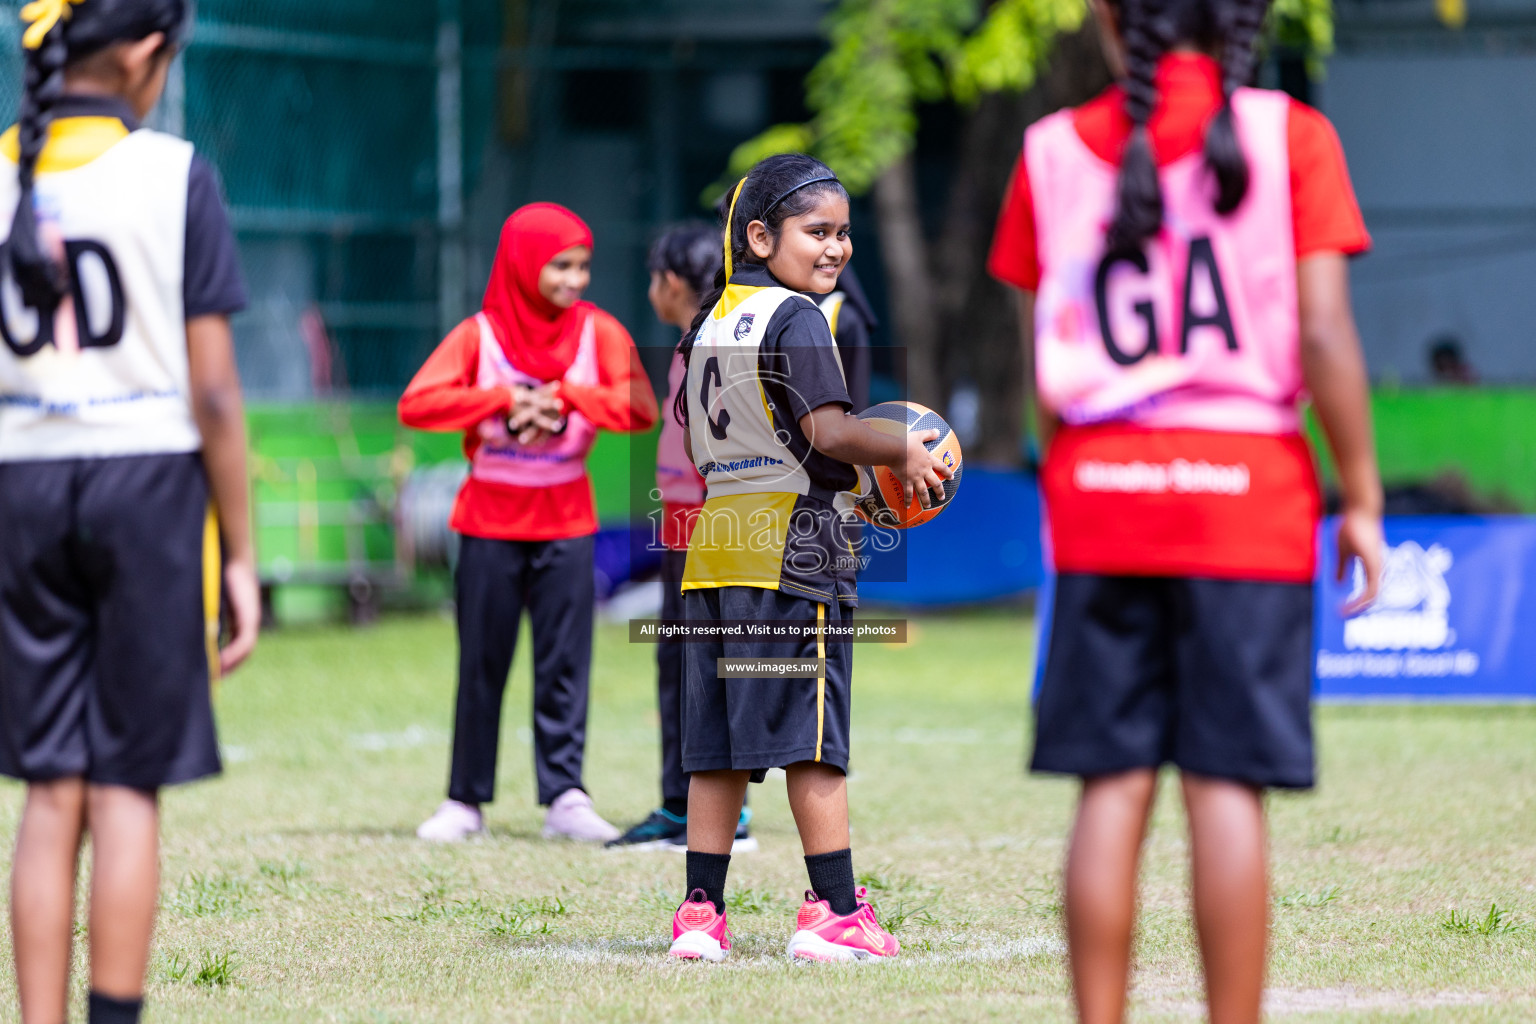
<box><xmin>805</xmin><ymin>849</ymin><xmax>858</xmax><ymax>916</ymax></box>
<box><xmin>685</xmin><ymin>850</ymin><xmax>731</xmax><ymax>914</ymax></box>
<box><xmin>89</xmin><ymin>991</ymin><xmax>143</xmax><ymax>1024</ymax></box>
<box><xmin>662</xmin><ymin>797</ymin><xmax>689</xmax><ymax>819</ymax></box>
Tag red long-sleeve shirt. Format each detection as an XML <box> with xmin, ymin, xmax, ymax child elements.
<box><xmin>399</xmin><ymin>310</ymin><xmax>658</xmax><ymax>540</ymax></box>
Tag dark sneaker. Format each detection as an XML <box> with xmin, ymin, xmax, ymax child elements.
<box><xmin>656</xmin><ymin>806</ymin><xmax>758</xmax><ymax>854</ymax></box>
<box><xmin>606</xmin><ymin>808</ymin><xmax>687</xmax><ymax>850</ymax></box>
<box><xmin>732</xmin><ymin>806</ymin><xmax>758</xmax><ymax>853</ymax></box>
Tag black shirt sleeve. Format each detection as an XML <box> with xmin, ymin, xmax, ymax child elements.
<box><xmin>184</xmin><ymin>155</ymin><xmax>248</xmax><ymax>319</ymax></box>
<box><xmin>764</xmin><ymin>301</ymin><xmax>853</xmax><ymax>422</ymax></box>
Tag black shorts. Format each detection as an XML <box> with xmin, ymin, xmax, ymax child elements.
<box><xmin>0</xmin><ymin>453</ymin><xmax>222</xmax><ymax>789</ymax></box>
<box><xmin>680</xmin><ymin>586</ymin><xmax>852</xmax><ymax>779</ymax></box>
<box><xmin>1032</xmin><ymin>573</ymin><xmax>1314</xmax><ymax>790</ymax></box>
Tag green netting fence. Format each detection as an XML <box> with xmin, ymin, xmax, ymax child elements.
<box><xmin>0</xmin><ymin>2</ymin><xmax>516</xmax><ymax>614</ymax></box>
<box><xmin>0</xmin><ymin>0</ymin><xmax>505</xmax><ymax>399</ymax></box>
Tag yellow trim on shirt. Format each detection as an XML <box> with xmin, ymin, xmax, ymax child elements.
<box><xmin>815</xmin><ymin>602</ymin><xmax>826</xmax><ymax>762</ymax></box>
<box><xmin>754</xmin><ymin>376</ymin><xmax>775</xmax><ymax>431</ymax></box>
<box><xmin>0</xmin><ymin>116</ymin><xmax>131</xmax><ymax>173</ymax></box>
<box><xmin>714</xmin><ymin>283</ymin><xmax>768</xmax><ymax>320</ymax></box>
<box><xmin>681</xmin><ymin>491</ymin><xmax>797</xmax><ymax>591</ymax></box>
<box><xmin>823</xmin><ymin>293</ymin><xmax>844</xmax><ymax>339</ymax></box>
<box><xmin>203</xmin><ymin>505</ymin><xmax>223</xmax><ymax>692</ymax></box>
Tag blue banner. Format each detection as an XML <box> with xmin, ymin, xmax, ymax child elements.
<box><xmin>1314</xmin><ymin>516</ymin><xmax>1536</xmax><ymax>699</ymax></box>
<box><xmin>859</xmin><ymin>468</ymin><xmax>1044</xmax><ymax>606</ymax></box>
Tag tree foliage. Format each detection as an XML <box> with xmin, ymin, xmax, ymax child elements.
<box><xmin>722</xmin><ymin>0</ymin><xmax>1082</xmax><ymax>195</ymax></box>
<box><xmin>1271</xmin><ymin>0</ymin><xmax>1335</xmax><ymax>73</ymax></box>
<box><xmin>720</xmin><ymin>0</ymin><xmax>1336</xmax><ymax>197</ymax></box>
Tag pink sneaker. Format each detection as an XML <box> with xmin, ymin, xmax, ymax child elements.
<box><xmin>416</xmin><ymin>800</ymin><xmax>485</xmax><ymax>842</ymax></box>
<box><xmin>667</xmin><ymin>889</ymin><xmax>731</xmax><ymax>961</ymax></box>
<box><xmin>541</xmin><ymin>788</ymin><xmax>621</xmax><ymax>843</ymax></box>
<box><xmin>787</xmin><ymin>888</ymin><xmax>900</xmax><ymax>961</ymax></box>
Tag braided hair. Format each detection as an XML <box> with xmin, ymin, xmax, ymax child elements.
<box><xmin>1103</xmin><ymin>0</ymin><xmax>1272</xmax><ymax>253</ymax></box>
<box><xmin>1205</xmin><ymin>0</ymin><xmax>1268</xmax><ymax>213</ymax></box>
<box><xmin>672</xmin><ymin>153</ymin><xmax>848</xmax><ymax>427</ymax></box>
<box><xmin>9</xmin><ymin>0</ymin><xmax>190</xmax><ymax>314</ymax></box>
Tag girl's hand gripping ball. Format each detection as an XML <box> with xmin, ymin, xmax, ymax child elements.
<box><xmin>853</xmin><ymin>402</ymin><xmax>963</xmax><ymax>528</ymax></box>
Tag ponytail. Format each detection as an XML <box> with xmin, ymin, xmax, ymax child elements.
<box><xmin>671</xmin><ymin>177</ymin><xmax>745</xmax><ymax>427</ymax></box>
<box><xmin>8</xmin><ymin>0</ymin><xmax>193</xmax><ymax>316</ymax></box>
<box><xmin>1203</xmin><ymin>0</ymin><xmax>1267</xmax><ymax>213</ymax></box>
<box><xmin>671</xmin><ymin>154</ymin><xmax>847</xmax><ymax>427</ymax></box>
<box><xmin>676</xmin><ymin>175</ymin><xmax>746</xmax><ymax>364</ymax></box>
<box><xmin>9</xmin><ymin>14</ymin><xmax>71</xmax><ymax>314</ymax></box>
<box><xmin>1105</xmin><ymin>0</ymin><xmax>1170</xmax><ymax>253</ymax></box>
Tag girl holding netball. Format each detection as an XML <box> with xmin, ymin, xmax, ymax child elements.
<box><xmin>609</xmin><ymin>222</ymin><xmax>760</xmax><ymax>852</ymax></box>
<box><xmin>0</xmin><ymin>2</ymin><xmax>258</xmax><ymax>1021</ymax></box>
<box><xmin>664</xmin><ymin>154</ymin><xmax>948</xmax><ymax>961</ymax></box>
<box><xmin>401</xmin><ymin>203</ymin><xmax>657</xmax><ymax>843</ymax></box>
<box><xmin>990</xmin><ymin>0</ymin><xmax>1383</xmax><ymax>1019</ymax></box>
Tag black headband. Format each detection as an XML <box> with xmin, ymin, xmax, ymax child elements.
<box><xmin>762</xmin><ymin>175</ymin><xmax>842</xmax><ymax>217</ymax></box>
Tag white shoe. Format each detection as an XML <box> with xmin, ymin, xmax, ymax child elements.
<box><xmin>542</xmin><ymin>788</ymin><xmax>621</xmax><ymax>843</ymax></box>
<box><xmin>416</xmin><ymin>799</ymin><xmax>486</xmax><ymax>841</ymax></box>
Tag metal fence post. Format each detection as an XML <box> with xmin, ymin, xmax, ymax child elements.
<box><xmin>437</xmin><ymin>0</ymin><xmax>466</xmax><ymax>339</ymax></box>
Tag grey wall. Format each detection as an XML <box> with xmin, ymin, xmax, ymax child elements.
<box><xmin>1320</xmin><ymin>52</ymin><xmax>1536</xmax><ymax>383</ymax></box>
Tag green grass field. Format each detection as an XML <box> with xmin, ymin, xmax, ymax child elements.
<box><xmin>2</xmin><ymin>609</ymin><xmax>1533</xmax><ymax>1022</ymax></box>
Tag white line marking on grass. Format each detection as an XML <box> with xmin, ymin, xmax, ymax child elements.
<box><xmin>1149</xmin><ymin>987</ymin><xmax>1495</xmax><ymax>1017</ymax></box>
<box><xmin>500</xmin><ymin>935</ymin><xmax>1064</xmax><ymax>969</ymax></box>
<box><xmin>907</xmin><ymin>936</ymin><xmax>1065</xmax><ymax>964</ymax></box>
<box><xmin>893</xmin><ymin>727</ymin><xmax>982</xmax><ymax>744</ymax></box>
<box><xmin>222</xmin><ymin>745</ymin><xmax>252</xmax><ymax>763</ymax></box>
<box><xmin>1264</xmin><ymin>988</ymin><xmax>1494</xmax><ymax>1014</ymax></box>
<box><xmin>349</xmin><ymin>725</ymin><xmax>445</xmax><ymax>751</ymax></box>
<box><xmin>897</xmin><ymin>834</ymin><xmax>1040</xmax><ymax>851</ymax></box>
<box><xmin>503</xmin><ymin>939</ymin><xmax>669</xmax><ymax>966</ymax></box>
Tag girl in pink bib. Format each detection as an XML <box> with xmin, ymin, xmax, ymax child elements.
<box><xmin>991</xmin><ymin>0</ymin><xmax>1386</xmax><ymax>1020</ymax></box>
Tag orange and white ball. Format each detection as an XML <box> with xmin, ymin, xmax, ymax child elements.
<box><xmin>851</xmin><ymin>401</ymin><xmax>962</xmax><ymax>528</ymax></box>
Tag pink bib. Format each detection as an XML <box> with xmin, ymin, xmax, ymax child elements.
<box><xmin>655</xmin><ymin>351</ymin><xmax>705</xmax><ymax>505</ymax></box>
<box><xmin>471</xmin><ymin>311</ymin><xmax>599</xmax><ymax>487</ymax></box>
<box><xmin>1028</xmin><ymin>88</ymin><xmax>1300</xmax><ymax>434</ymax></box>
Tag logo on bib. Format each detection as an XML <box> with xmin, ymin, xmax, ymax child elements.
<box><xmin>734</xmin><ymin>314</ymin><xmax>755</xmax><ymax>341</ymax></box>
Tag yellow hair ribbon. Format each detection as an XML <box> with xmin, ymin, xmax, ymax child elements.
<box><xmin>722</xmin><ymin>176</ymin><xmax>748</xmax><ymax>283</ymax></box>
<box><xmin>20</xmin><ymin>0</ymin><xmax>83</xmax><ymax>50</ymax></box>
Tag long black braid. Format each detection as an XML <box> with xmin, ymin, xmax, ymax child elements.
<box><xmin>1104</xmin><ymin>0</ymin><xmax>1272</xmax><ymax>252</ymax></box>
<box><xmin>1205</xmin><ymin>0</ymin><xmax>1268</xmax><ymax>213</ymax></box>
<box><xmin>10</xmin><ymin>20</ymin><xmax>71</xmax><ymax>313</ymax></box>
<box><xmin>671</xmin><ymin>153</ymin><xmax>848</xmax><ymax>427</ymax></box>
<box><xmin>1105</xmin><ymin>0</ymin><xmax>1170</xmax><ymax>254</ymax></box>
<box><xmin>8</xmin><ymin>0</ymin><xmax>191</xmax><ymax>314</ymax></box>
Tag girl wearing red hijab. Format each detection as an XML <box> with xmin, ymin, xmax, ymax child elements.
<box><xmin>400</xmin><ymin>203</ymin><xmax>658</xmax><ymax>842</ymax></box>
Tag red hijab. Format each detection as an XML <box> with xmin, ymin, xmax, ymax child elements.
<box><xmin>481</xmin><ymin>203</ymin><xmax>595</xmax><ymax>381</ymax></box>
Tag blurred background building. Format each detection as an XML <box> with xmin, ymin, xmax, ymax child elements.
<box><xmin>1329</xmin><ymin>0</ymin><xmax>1536</xmax><ymax>384</ymax></box>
